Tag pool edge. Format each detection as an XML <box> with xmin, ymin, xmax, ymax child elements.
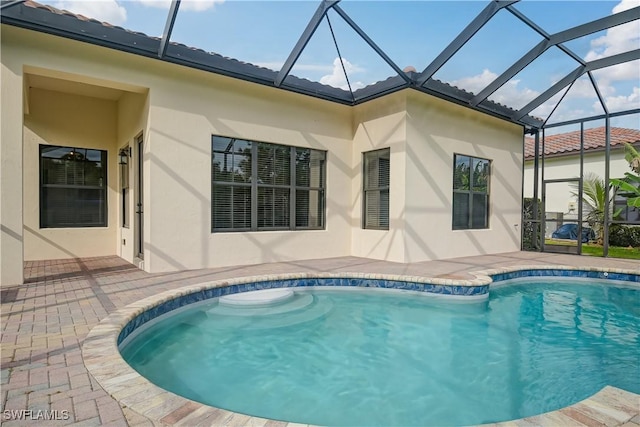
<box><xmin>82</xmin><ymin>266</ymin><xmax>640</xmax><ymax>427</ymax></box>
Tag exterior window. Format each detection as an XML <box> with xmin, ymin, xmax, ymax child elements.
<box><xmin>453</xmin><ymin>154</ymin><xmax>490</xmax><ymax>230</ymax></box>
<box><xmin>40</xmin><ymin>145</ymin><xmax>107</xmax><ymax>228</ymax></box>
<box><xmin>211</xmin><ymin>136</ymin><xmax>325</xmax><ymax>232</ymax></box>
<box><xmin>363</xmin><ymin>148</ymin><xmax>390</xmax><ymax>230</ymax></box>
<box><xmin>614</xmin><ymin>192</ymin><xmax>640</xmax><ymax>223</ymax></box>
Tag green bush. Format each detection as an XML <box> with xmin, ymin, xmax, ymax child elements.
<box><xmin>609</xmin><ymin>225</ymin><xmax>640</xmax><ymax>247</ymax></box>
<box><xmin>523</xmin><ymin>198</ymin><xmax>542</xmax><ymax>251</ymax></box>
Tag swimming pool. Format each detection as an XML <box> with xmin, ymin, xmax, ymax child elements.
<box><xmin>118</xmin><ymin>279</ymin><xmax>639</xmax><ymax>426</ymax></box>
<box><xmin>82</xmin><ymin>266</ymin><xmax>640</xmax><ymax>426</ymax></box>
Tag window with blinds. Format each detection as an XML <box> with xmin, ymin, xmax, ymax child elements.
<box><xmin>453</xmin><ymin>154</ymin><xmax>490</xmax><ymax>230</ymax></box>
<box><xmin>40</xmin><ymin>145</ymin><xmax>108</xmax><ymax>228</ymax></box>
<box><xmin>211</xmin><ymin>136</ymin><xmax>326</xmax><ymax>232</ymax></box>
<box><xmin>363</xmin><ymin>148</ymin><xmax>390</xmax><ymax>230</ymax></box>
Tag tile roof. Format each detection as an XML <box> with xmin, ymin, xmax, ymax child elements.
<box><xmin>524</xmin><ymin>127</ymin><xmax>640</xmax><ymax>159</ymax></box>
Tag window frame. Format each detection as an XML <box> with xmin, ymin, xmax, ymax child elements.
<box><xmin>211</xmin><ymin>136</ymin><xmax>326</xmax><ymax>232</ymax></box>
<box><xmin>362</xmin><ymin>148</ymin><xmax>390</xmax><ymax>230</ymax></box>
<box><xmin>39</xmin><ymin>144</ymin><xmax>108</xmax><ymax>229</ymax></box>
<box><xmin>452</xmin><ymin>153</ymin><xmax>491</xmax><ymax>230</ymax></box>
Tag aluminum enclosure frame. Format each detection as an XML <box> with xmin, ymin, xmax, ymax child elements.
<box><xmin>3</xmin><ymin>0</ymin><xmax>638</xmax><ymax>133</ymax></box>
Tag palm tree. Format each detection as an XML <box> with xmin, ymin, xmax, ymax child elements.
<box><xmin>612</xmin><ymin>143</ymin><xmax>640</xmax><ymax>208</ymax></box>
<box><xmin>570</xmin><ymin>172</ymin><xmax>622</xmax><ymax>244</ymax></box>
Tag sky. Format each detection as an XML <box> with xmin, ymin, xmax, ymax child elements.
<box><xmin>38</xmin><ymin>0</ymin><xmax>640</xmax><ymax>129</ymax></box>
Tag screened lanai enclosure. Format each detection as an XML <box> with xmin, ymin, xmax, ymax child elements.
<box><xmin>1</xmin><ymin>0</ymin><xmax>639</xmax><ymax>276</ymax></box>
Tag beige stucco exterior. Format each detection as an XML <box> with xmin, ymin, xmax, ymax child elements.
<box><xmin>404</xmin><ymin>92</ymin><xmax>524</xmax><ymax>262</ymax></box>
<box><xmin>1</xmin><ymin>24</ymin><xmax>525</xmax><ymax>285</ymax></box>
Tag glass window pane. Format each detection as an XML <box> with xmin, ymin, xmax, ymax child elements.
<box><xmin>232</xmin><ymin>153</ymin><xmax>252</xmax><ymax>183</ymax></box>
<box><xmin>365</xmin><ymin>190</ymin><xmax>381</xmax><ymax>229</ymax></box>
<box><xmin>472</xmin><ymin>193</ymin><xmax>489</xmax><ymax>229</ymax></box>
<box><xmin>472</xmin><ymin>158</ymin><xmax>489</xmax><ymax>192</ymax></box>
<box><xmin>212</xmin><ymin>136</ymin><xmax>324</xmax><ymax>232</ymax></box>
<box><xmin>258</xmin><ymin>187</ymin><xmax>290</xmax><ymax>228</ymax></box>
<box><xmin>212</xmin><ymin>185</ymin><xmax>232</xmax><ymax>230</ymax></box>
<box><xmin>296</xmin><ymin>148</ymin><xmax>311</xmax><ymax>187</ymax></box>
<box><xmin>212</xmin><ymin>136</ymin><xmax>234</xmax><ymax>152</ymax></box>
<box><xmin>233</xmin><ymin>139</ymin><xmax>252</xmax><ymax>154</ymax></box>
<box><xmin>212</xmin><ymin>152</ymin><xmax>233</xmax><ymax>183</ymax></box>
<box><xmin>274</xmin><ymin>146</ymin><xmax>291</xmax><ymax>186</ymax></box>
<box><xmin>310</xmin><ymin>150</ymin><xmax>326</xmax><ymax>188</ymax></box>
<box><xmin>257</xmin><ymin>144</ymin><xmax>291</xmax><ymax>186</ymax></box>
<box><xmin>41</xmin><ymin>188</ymin><xmax>105</xmax><ymax>228</ymax></box>
<box><xmin>453</xmin><ymin>192</ymin><xmax>470</xmax><ymax>230</ymax></box>
<box><xmin>274</xmin><ymin>188</ymin><xmax>290</xmax><ymax>228</ymax></box>
<box><xmin>364</xmin><ymin>155</ymin><xmax>378</xmax><ymax>190</ymax></box>
<box><xmin>296</xmin><ymin>189</ymin><xmax>324</xmax><ymax>228</ymax></box>
<box><xmin>454</xmin><ymin>155</ymin><xmax>470</xmax><ymax>190</ymax></box>
<box><xmin>257</xmin><ymin>187</ymin><xmax>273</xmax><ymax>228</ymax></box>
<box><xmin>40</xmin><ymin>145</ymin><xmax>107</xmax><ymax>228</ymax></box>
<box><xmin>379</xmin><ymin>190</ymin><xmax>389</xmax><ymax>229</ymax></box>
<box><xmin>363</xmin><ymin>149</ymin><xmax>390</xmax><ymax>230</ymax></box>
<box><xmin>232</xmin><ymin>186</ymin><xmax>252</xmax><ymax>229</ymax></box>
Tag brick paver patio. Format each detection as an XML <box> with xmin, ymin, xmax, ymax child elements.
<box><xmin>1</xmin><ymin>252</ymin><xmax>639</xmax><ymax>426</ymax></box>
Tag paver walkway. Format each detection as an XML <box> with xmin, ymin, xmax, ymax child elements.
<box><xmin>1</xmin><ymin>252</ymin><xmax>639</xmax><ymax>426</ymax></box>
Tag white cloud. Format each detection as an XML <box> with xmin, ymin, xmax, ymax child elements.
<box><xmin>319</xmin><ymin>57</ymin><xmax>365</xmax><ymax>91</ymax></box>
<box><xmin>451</xmin><ymin>69</ymin><xmax>540</xmax><ymax>108</ymax></box>
<box><xmin>450</xmin><ymin>69</ymin><xmax>496</xmax><ymax>94</ymax></box>
<box><xmin>585</xmin><ymin>0</ymin><xmax>640</xmax><ymax>82</ymax></box>
<box><xmin>53</xmin><ymin>0</ymin><xmax>127</xmax><ymax>25</ymax></box>
<box><xmin>599</xmin><ymin>86</ymin><xmax>640</xmax><ymax>112</ymax></box>
<box><xmin>133</xmin><ymin>0</ymin><xmax>224</xmax><ymax>12</ymax></box>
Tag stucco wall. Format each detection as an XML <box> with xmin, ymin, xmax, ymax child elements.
<box><xmin>404</xmin><ymin>92</ymin><xmax>524</xmax><ymax>261</ymax></box>
<box><xmin>2</xmin><ymin>24</ymin><xmax>527</xmax><ymax>279</ymax></box>
<box><xmin>144</xmin><ymin>71</ymin><xmax>353</xmax><ymax>272</ymax></box>
<box><xmin>23</xmin><ymin>88</ymin><xmax>119</xmax><ymax>260</ymax></box>
<box><xmin>350</xmin><ymin>93</ymin><xmax>407</xmax><ymax>262</ymax></box>
<box><xmin>0</xmin><ymin>55</ymin><xmax>24</xmax><ymax>285</ymax></box>
<box><xmin>2</xmin><ymin>26</ymin><xmax>353</xmax><ymax>273</ymax></box>
<box><xmin>116</xmin><ymin>91</ymin><xmax>149</xmax><ymax>264</ymax></box>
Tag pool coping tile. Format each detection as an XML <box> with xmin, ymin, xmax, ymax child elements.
<box><xmin>82</xmin><ymin>265</ymin><xmax>640</xmax><ymax>427</ymax></box>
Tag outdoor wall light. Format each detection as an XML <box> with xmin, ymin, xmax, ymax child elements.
<box><xmin>119</xmin><ymin>147</ymin><xmax>130</xmax><ymax>189</ymax></box>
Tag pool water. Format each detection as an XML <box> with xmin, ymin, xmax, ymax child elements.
<box><xmin>120</xmin><ymin>280</ymin><xmax>640</xmax><ymax>426</ymax></box>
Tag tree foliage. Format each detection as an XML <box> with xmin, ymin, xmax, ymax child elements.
<box><xmin>570</xmin><ymin>172</ymin><xmax>622</xmax><ymax>244</ymax></box>
<box><xmin>611</xmin><ymin>143</ymin><xmax>640</xmax><ymax>208</ymax></box>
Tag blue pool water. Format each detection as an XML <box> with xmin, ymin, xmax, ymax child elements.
<box><xmin>120</xmin><ymin>280</ymin><xmax>640</xmax><ymax>426</ymax></box>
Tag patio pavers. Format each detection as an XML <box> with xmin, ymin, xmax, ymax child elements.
<box><xmin>1</xmin><ymin>252</ymin><xmax>639</xmax><ymax>426</ymax></box>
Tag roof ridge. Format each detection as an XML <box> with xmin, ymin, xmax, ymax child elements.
<box><xmin>524</xmin><ymin>126</ymin><xmax>640</xmax><ymax>158</ymax></box>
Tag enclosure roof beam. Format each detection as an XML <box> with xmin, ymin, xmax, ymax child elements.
<box><xmin>543</xmin><ymin>108</ymin><xmax>640</xmax><ymax>129</ymax></box>
<box><xmin>0</xmin><ymin>0</ymin><xmax>25</xmax><ymax>10</ymax></box>
<box><xmin>513</xmin><ymin>49</ymin><xmax>640</xmax><ymax>120</ymax></box>
<box><xmin>158</xmin><ymin>0</ymin><xmax>180</xmax><ymax>58</ymax></box>
<box><xmin>471</xmin><ymin>6</ymin><xmax>640</xmax><ymax>106</ymax></box>
<box><xmin>416</xmin><ymin>0</ymin><xmax>519</xmax><ymax>87</ymax></box>
<box><xmin>275</xmin><ymin>0</ymin><xmax>340</xmax><ymax>87</ymax></box>
<box><xmin>332</xmin><ymin>4</ymin><xmax>411</xmax><ymax>84</ymax></box>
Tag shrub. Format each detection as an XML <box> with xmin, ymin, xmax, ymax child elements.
<box><xmin>609</xmin><ymin>225</ymin><xmax>640</xmax><ymax>247</ymax></box>
<box><xmin>523</xmin><ymin>198</ymin><xmax>542</xmax><ymax>251</ymax></box>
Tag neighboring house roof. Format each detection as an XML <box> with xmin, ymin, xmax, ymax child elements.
<box><xmin>524</xmin><ymin>127</ymin><xmax>640</xmax><ymax>159</ymax></box>
<box><xmin>1</xmin><ymin>0</ymin><xmax>543</xmax><ymax>129</ymax></box>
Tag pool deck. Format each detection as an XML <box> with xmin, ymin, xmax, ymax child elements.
<box><xmin>1</xmin><ymin>251</ymin><xmax>639</xmax><ymax>426</ymax></box>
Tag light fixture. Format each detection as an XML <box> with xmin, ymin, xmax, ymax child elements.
<box><xmin>118</xmin><ymin>148</ymin><xmax>129</xmax><ymax>166</ymax></box>
<box><xmin>119</xmin><ymin>147</ymin><xmax>130</xmax><ymax>189</ymax></box>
